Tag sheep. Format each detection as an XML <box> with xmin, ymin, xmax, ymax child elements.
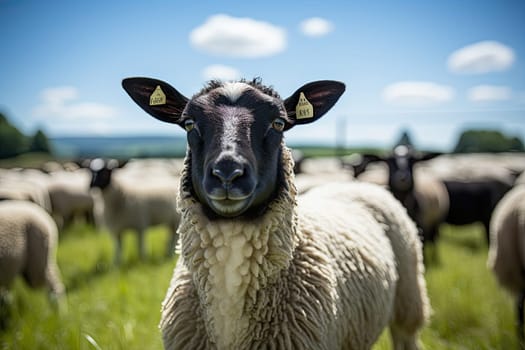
<box><xmin>487</xmin><ymin>184</ymin><xmax>525</xmax><ymax>348</ymax></box>
<box><xmin>122</xmin><ymin>77</ymin><xmax>430</xmax><ymax>350</ymax></box>
<box><xmin>442</xmin><ymin>177</ymin><xmax>512</xmax><ymax>244</ymax></box>
<box><xmin>0</xmin><ymin>169</ymin><xmax>52</xmax><ymax>213</ymax></box>
<box><xmin>351</xmin><ymin>146</ymin><xmax>448</xmax><ymax>262</ymax></box>
<box><xmin>88</xmin><ymin>158</ymin><xmax>180</xmax><ymax>265</ymax></box>
<box><xmin>0</xmin><ymin>200</ymin><xmax>65</xmax><ymax>327</ymax></box>
<box><xmin>46</xmin><ymin>168</ymin><xmax>95</xmax><ymax>229</ymax></box>
<box><xmin>419</xmin><ymin>154</ymin><xmax>518</xmax><ymax>243</ymax></box>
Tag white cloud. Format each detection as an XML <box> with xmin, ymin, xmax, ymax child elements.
<box><xmin>467</xmin><ymin>85</ymin><xmax>513</xmax><ymax>102</ymax></box>
<box><xmin>33</xmin><ymin>86</ymin><xmax>117</xmax><ymax>120</ymax></box>
<box><xmin>40</xmin><ymin>86</ymin><xmax>78</xmax><ymax>105</ymax></box>
<box><xmin>382</xmin><ymin>81</ymin><xmax>455</xmax><ymax>106</ymax></box>
<box><xmin>189</xmin><ymin>14</ymin><xmax>286</xmax><ymax>58</ymax></box>
<box><xmin>300</xmin><ymin>17</ymin><xmax>334</xmax><ymax>37</ymax></box>
<box><xmin>447</xmin><ymin>41</ymin><xmax>515</xmax><ymax>74</ymax></box>
<box><xmin>202</xmin><ymin>64</ymin><xmax>241</xmax><ymax>81</ymax></box>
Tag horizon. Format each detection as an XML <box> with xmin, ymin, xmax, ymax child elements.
<box><xmin>1</xmin><ymin>0</ymin><xmax>524</xmax><ymax>152</ymax></box>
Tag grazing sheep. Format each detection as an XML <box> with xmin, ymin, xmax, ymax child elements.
<box><xmin>88</xmin><ymin>159</ymin><xmax>180</xmax><ymax>265</ymax></box>
<box><xmin>0</xmin><ymin>200</ymin><xmax>65</xmax><ymax>326</ymax></box>
<box><xmin>487</xmin><ymin>184</ymin><xmax>525</xmax><ymax>348</ymax></box>
<box><xmin>122</xmin><ymin>77</ymin><xmax>430</xmax><ymax>349</ymax></box>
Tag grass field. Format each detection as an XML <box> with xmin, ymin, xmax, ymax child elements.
<box><xmin>0</xmin><ymin>222</ymin><xmax>518</xmax><ymax>349</ymax></box>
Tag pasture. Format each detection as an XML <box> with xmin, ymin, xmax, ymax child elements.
<box><xmin>0</xmin><ymin>222</ymin><xmax>517</xmax><ymax>349</ymax></box>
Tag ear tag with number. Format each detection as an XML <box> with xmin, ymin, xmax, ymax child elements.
<box><xmin>295</xmin><ymin>92</ymin><xmax>314</xmax><ymax>119</ymax></box>
<box><xmin>150</xmin><ymin>85</ymin><xmax>166</xmax><ymax>106</ymax></box>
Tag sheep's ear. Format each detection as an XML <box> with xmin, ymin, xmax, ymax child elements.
<box><xmin>122</xmin><ymin>77</ymin><xmax>189</xmax><ymax>126</ymax></box>
<box><xmin>416</xmin><ymin>152</ymin><xmax>442</xmax><ymax>162</ymax></box>
<box><xmin>283</xmin><ymin>80</ymin><xmax>345</xmax><ymax>130</ymax></box>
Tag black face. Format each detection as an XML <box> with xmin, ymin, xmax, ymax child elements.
<box><xmin>183</xmin><ymin>84</ymin><xmax>287</xmax><ymax>218</ymax></box>
<box><xmin>121</xmin><ymin>76</ymin><xmax>346</xmax><ymax>219</ymax></box>
<box><xmin>386</xmin><ymin>145</ymin><xmax>416</xmax><ymax>196</ymax></box>
<box><xmin>89</xmin><ymin>159</ymin><xmax>114</xmax><ymax>190</ymax></box>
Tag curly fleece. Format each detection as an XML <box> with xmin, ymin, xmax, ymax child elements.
<box><xmin>160</xmin><ymin>145</ymin><xmax>429</xmax><ymax>350</ymax></box>
<box><xmin>0</xmin><ymin>200</ymin><xmax>64</xmax><ymax>298</ymax></box>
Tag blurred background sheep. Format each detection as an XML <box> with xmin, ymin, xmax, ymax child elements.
<box><xmin>88</xmin><ymin>158</ymin><xmax>181</xmax><ymax>265</ymax></box>
<box><xmin>0</xmin><ymin>200</ymin><xmax>65</xmax><ymax>329</ymax></box>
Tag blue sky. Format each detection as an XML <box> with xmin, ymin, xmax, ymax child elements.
<box><xmin>1</xmin><ymin>0</ymin><xmax>524</xmax><ymax>151</ymax></box>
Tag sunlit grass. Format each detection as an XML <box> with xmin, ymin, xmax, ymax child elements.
<box><xmin>0</xmin><ymin>223</ymin><xmax>517</xmax><ymax>349</ymax></box>
<box><xmin>374</xmin><ymin>224</ymin><xmax>516</xmax><ymax>350</ymax></box>
<box><xmin>1</xmin><ymin>224</ymin><xmax>176</xmax><ymax>350</ymax></box>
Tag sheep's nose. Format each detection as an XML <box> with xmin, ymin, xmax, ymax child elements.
<box><xmin>212</xmin><ymin>164</ymin><xmax>244</xmax><ymax>185</ymax></box>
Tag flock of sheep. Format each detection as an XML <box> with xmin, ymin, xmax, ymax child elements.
<box><xmin>0</xmin><ymin>76</ymin><xmax>524</xmax><ymax>349</ymax></box>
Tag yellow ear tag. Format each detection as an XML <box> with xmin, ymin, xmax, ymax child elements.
<box><xmin>149</xmin><ymin>85</ymin><xmax>166</xmax><ymax>106</ymax></box>
<box><xmin>295</xmin><ymin>92</ymin><xmax>314</xmax><ymax>119</ymax></box>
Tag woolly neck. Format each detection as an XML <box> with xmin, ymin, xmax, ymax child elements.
<box><xmin>175</xmin><ymin>144</ymin><xmax>298</xmax><ymax>349</ymax></box>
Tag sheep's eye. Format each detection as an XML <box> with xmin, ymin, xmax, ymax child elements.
<box><xmin>272</xmin><ymin>118</ymin><xmax>286</xmax><ymax>132</ymax></box>
<box><xmin>184</xmin><ymin>119</ymin><xmax>195</xmax><ymax>132</ymax></box>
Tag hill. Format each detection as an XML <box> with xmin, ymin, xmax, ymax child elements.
<box><xmin>51</xmin><ymin>135</ymin><xmax>188</xmax><ymax>159</ymax></box>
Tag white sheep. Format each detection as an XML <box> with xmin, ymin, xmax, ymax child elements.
<box><xmin>122</xmin><ymin>77</ymin><xmax>430</xmax><ymax>349</ymax></box>
<box><xmin>88</xmin><ymin>159</ymin><xmax>180</xmax><ymax>265</ymax></box>
<box><xmin>0</xmin><ymin>200</ymin><xmax>65</xmax><ymax>320</ymax></box>
<box><xmin>0</xmin><ymin>169</ymin><xmax>52</xmax><ymax>213</ymax></box>
<box><xmin>487</xmin><ymin>184</ymin><xmax>525</xmax><ymax>346</ymax></box>
<box><xmin>46</xmin><ymin>168</ymin><xmax>94</xmax><ymax>229</ymax></box>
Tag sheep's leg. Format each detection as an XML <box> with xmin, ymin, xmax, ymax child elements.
<box><xmin>0</xmin><ymin>288</ymin><xmax>11</xmax><ymax>331</ymax></box>
<box><xmin>428</xmin><ymin>226</ymin><xmax>441</xmax><ymax>266</ymax></box>
<box><xmin>389</xmin><ymin>325</ymin><xmax>420</xmax><ymax>350</ymax></box>
<box><xmin>45</xmin><ymin>261</ymin><xmax>67</xmax><ymax>313</ymax></box>
<box><xmin>518</xmin><ymin>290</ymin><xmax>525</xmax><ymax>350</ymax></box>
<box><xmin>483</xmin><ymin>220</ymin><xmax>491</xmax><ymax>245</ymax></box>
<box><xmin>114</xmin><ymin>232</ymin><xmax>123</xmax><ymax>266</ymax></box>
<box><xmin>137</xmin><ymin>229</ymin><xmax>146</xmax><ymax>261</ymax></box>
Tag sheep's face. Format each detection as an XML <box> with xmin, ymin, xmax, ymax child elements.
<box><xmin>387</xmin><ymin>145</ymin><xmax>416</xmax><ymax>195</ymax></box>
<box><xmin>182</xmin><ymin>83</ymin><xmax>287</xmax><ymax>218</ymax></box>
<box><xmin>122</xmin><ymin>78</ymin><xmax>345</xmax><ymax>218</ymax></box>
<box><xmin>89</xmin><ymin>158</ymin><xmax>119</xmax><ymax>190</ymax></box>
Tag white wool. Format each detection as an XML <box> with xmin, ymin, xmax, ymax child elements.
<box><xmin>160</xmin><ymin>146</ymin><xmax>430</xmax><ymax>350</ymax></box>
<box><xmin>0</xmin><ymin>200</ymin><xmax>65</xmax><ymax>302</ymax></box>
<box><xmin>488</xmin><ymin>185</ymin><xmax>525</xmax><ymax>296</ymax></box>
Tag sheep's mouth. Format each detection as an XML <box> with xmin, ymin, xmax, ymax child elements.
<box><xmin>208</xmin><ymin>197</ymin><xmax>252</xmax><ymax>217</ymax></box>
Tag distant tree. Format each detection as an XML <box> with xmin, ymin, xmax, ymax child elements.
<box><xmin>29</xmin><ymin>129</ymin><xmax>52</xmax><ymax>153</ymax></box>
<box><xmin>510</xmin><ymin>136</ymin><xmax>525</xmax><ymax>151</ymax></box>
<box><xmin>0</xmin><ymin>112</ymin><xmax>28</xmax><ymax>158</ymax></box>
<box><xmin>454</xmin><ymin>129</ymin><xmax>524</xmax><ymax>153</ymax></box>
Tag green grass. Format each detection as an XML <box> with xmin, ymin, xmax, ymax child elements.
<box><xmin>0</xmin><ymin>223</ymin><xmax>518</xmax><ymax>349</ymax></box>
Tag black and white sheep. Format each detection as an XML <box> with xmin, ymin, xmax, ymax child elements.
<box><xmin>122</xmin><ymin>77</ymin><xmax>430</xmax><ymax>349</ymax></box>
<box><xmin>351</xmin><ymin>146</ymin><xmax>448</xmax><ymax>261</ymax></box>
<box><xmin>487</xmin><ymin>184</ymin><xmax>525</xmax><ymax>347</ymax></box>
<box><xmin>88</xmin><ymin>159</ymin><xmax>180</xmax><ymax>265</ymax></box>
<box><xmin>0</xmin><ymin>200</ymin><xmax>65</xmax><ymax>326</ymax></box>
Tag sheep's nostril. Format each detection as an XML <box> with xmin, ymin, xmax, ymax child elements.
<box><xmin>212</xmin><ymin>167</ymin><xmax>244</xmax><ymax>184</ymax></box>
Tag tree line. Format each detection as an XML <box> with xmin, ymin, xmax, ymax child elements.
<box><xmin>0</xmin><ymin>113</ymin><xmax>52</xmax><ymax>159</ymax></box>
